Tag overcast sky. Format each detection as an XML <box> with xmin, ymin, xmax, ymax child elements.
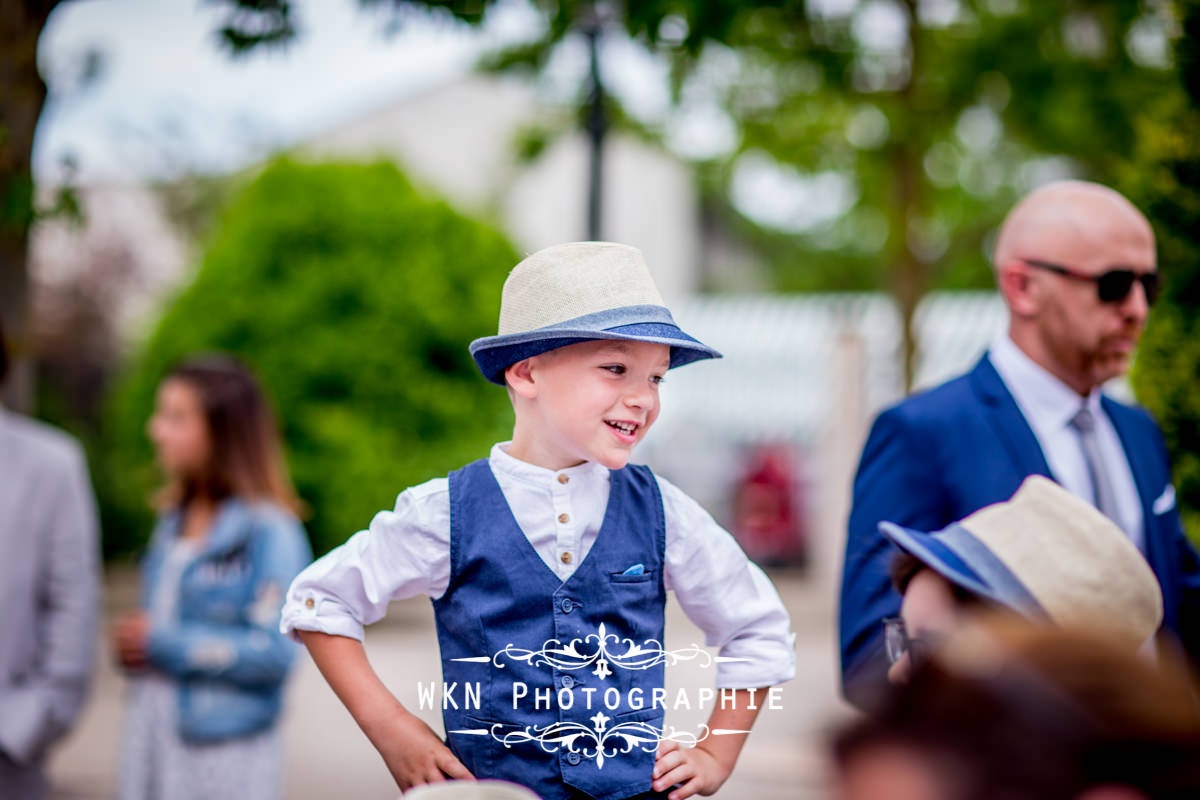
<box><xmin>34</xmin><ymin>0</ymin><xmax>551</xmax><ymax>182</ymax></box>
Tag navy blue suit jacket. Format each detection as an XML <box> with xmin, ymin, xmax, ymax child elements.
<box><xmin>839</xmin><ymin>355</ymin><xmax>1200</xmax><ymax>707</ymax></box>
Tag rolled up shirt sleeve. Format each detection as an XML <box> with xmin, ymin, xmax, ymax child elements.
<box><xmin>280</xmin><ymin>478</ymin><xmax>451</xmax><ymax>642</ymax></box>
<box><xmin>658</xmin><ymin>476</ymin><xmax>797</xmax><ymax>689</ymax></box>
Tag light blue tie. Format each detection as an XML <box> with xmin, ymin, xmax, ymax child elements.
<box><xmin>1069</xmin><ymin>406</ymin><xmax>1121</xmax><ymax>524</ymax></box>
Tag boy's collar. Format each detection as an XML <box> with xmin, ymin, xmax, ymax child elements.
<box><xmin>489</xmin><ymin>441</ymin><xmax>609</xmax><ymax>486</ymax></box>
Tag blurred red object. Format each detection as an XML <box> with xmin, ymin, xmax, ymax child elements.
<box><xmin>732</xmin><ymin>445</ymin><xmax>807</xmax><ymax>567</ymax></box>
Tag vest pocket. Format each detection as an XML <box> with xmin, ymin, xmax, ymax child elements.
<box><xmin>457</xmin><ymin>715</ymin><xmax>504</xmax><ymax>776</ymax></box>
<box><xmin>612</xmin><ymin>705</ymin><xmax>665</xmax><ymax>725</ymax></box>
<box><xmin>609</xmin><ymin>569</ymin><xmax>656</xmax><ymax>584</ymax></box>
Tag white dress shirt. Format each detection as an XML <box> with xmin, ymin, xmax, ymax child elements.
<box><xmin>282</xmin><ymin>443</ymin><xmax>796</xmax><ymax>688</ymax></box>
<box><xmin>989</xmin><ymin>334</ymin><xmax>1145</xmax><ymax>550</ymax></box>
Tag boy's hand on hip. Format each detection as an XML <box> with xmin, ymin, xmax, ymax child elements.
<box><xmin>297</xmin><ymin>632</ymin><xmax>474</xmax><ymax>789</ymax></box>
<box><xmin>652</xmin><ymin>741</ymin><xmax>731</xmax><ymax>799</ymax></box>
<box><xmin>371</xmin><ymin>710</ymin><xmax>474</xmax><ymax>790</ymax></box>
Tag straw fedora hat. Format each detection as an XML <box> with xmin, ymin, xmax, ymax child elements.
<box><xmin>879</xmin><ymin>475</ymin><xmax>1163</xmax><ymax>648</ymax></box>
<box><xmin>469</xmin><ymin>242</ymin><xmax>721</xmax><ymax>385</ymax></box>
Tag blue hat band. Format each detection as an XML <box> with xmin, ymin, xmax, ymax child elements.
<box><xmin>469</xmin><ymin>304</ymin><xmax>721</xmax><ymax>385</ymax></box>
<box><xmin>879</xmin><ymin>521</ymin><xmax>1045</xmax><ymax>618</ymax></box>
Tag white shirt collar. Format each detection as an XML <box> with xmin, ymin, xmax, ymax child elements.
<box><xmin>488</xmin><ymin>441</ymin><xmax>609</xmax><ymax>487</ymax></box>
<box><xmin>989</xmin><ymin>333</ymin><xmax>1102</xmax><ymax>433</ymax></box>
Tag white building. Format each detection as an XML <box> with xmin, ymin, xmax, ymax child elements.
<box><xmin>30</xmin><ymin>182</ymin><xmax>190</xmax><ymax>344</ymax></box>
<box><xmin>303</xmin><ymin>74</ymin><xmax>703</xmax><ymax>305</ymax></box>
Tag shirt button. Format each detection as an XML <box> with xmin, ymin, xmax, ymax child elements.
<box><xmin>560</xmin><ymin>675</ymin><xmax>575</xmax><ymax>689</ymax></box>
<box><xmin>560</xmin><ymin>552</ymin><xmax>573</xmax><ymax>564</ymax></box>
<box><xmin>558</xmin><ymin>513</ymin><xmax>570</xmax><ymax>524</ymax></box>
<box><xmin>558</xmin><ymin>474</ymin><xmax>569</xmax><ymax>484</ymax></box>
<box><xmin>560</xmin><ymin>598</ymin><xmax>575</xmax><ymax>613</ymax></box>
<box><xmin>304</xmin><ymin>597</ymin><xmax>315</xmax><ymax>610</ymax></box>
<box><xmin>566</xmin><ymin>751</ymin><xmax>583</xmax><ymax>766</ymax></box>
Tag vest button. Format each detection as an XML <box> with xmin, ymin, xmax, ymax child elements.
<box><xmin>560</xmin><ymin>598</ymin><xmax>574</xmax><ymax>613</ymax></box>
<box><xmin>560</xmin><ymin>675</ymin><xmax>575</xmax><ymax>689</ymax></box>
<box><xmin>566</xmin><ymin>751</ymin><xmax>583</xmax><ymax>765</ymax></box>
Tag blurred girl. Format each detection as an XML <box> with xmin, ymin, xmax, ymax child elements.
<box><xmin>113</xmin><ymin>355</ymin><xmax>311</xmax><ymax>800</ymax></box>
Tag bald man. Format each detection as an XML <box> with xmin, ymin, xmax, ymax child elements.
<box><xmin>838</xmin><ymin>181</ymin><xmax>1200</xmax><ymax>707</ymax></box>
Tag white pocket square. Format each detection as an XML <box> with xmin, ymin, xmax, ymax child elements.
<box><xmin>1153</xmin><ymin>484</ymin><xmax>1176</xmax><ymax>515</ymax></box>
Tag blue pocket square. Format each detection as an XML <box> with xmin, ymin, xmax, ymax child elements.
<box><xmin>621</xmin><ymin>563</ymin><xmax>645</xmax><ymax>576</ymax></box>
<box><xmin>1153</xmin><ymin>484</ymin><xmax>1176</xmax><ymax>515</ymax></box>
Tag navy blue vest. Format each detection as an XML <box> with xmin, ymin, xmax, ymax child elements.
<box><xmin>435</xmin><ymin>459</ymin><xmax>667</xmax><ymax>800</ymax></box>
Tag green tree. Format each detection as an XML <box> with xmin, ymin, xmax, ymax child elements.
<box><xmin>0</xmin><ymin>1</ymin><xmax>65</xmax><ymax>411</ymax></box>
<box><xmin>1128</xmin><ymin>0</ymin><xmax>1200</xmax><ymax>538</ymax></box>
<box><xmin>102</xmin><ymin>159</ymin><xmax>517</xmax><ymax>557</ymax></box>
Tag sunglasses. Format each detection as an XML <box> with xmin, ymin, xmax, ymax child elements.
<box><xmin>1020</xmin><ymin>258</ymin><xmax>1160</xmax><ymax>305</ymax></box>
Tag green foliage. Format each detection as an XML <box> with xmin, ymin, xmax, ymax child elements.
<box><xmin>102</xmin><ymin>159</ymin><xmax>518</xmax><ymax>557</ymax></box>
<box><xmin>155</xmin><ymin>172</ymin><xmax>240</xmax><ymax>243</ymax></box>
<box><xmin>691</xmin><ymin>2</ymin><xmax>1170</xmax><ymax>294</ymax></box>
<box><xmin>1127</xmin><ymin>0</ymin><xmax>1200</xmax><ymax>541</ymax></box>
<box><xmin>1134</xmin><ymin>305</ymin><xmax>1200</xmax><ymax>539</ymax></box>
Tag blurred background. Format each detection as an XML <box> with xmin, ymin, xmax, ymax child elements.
<box><xmin>2</xmin><ymin>1</ymin><xmax>1199</xmax><ymax>797</ymax></box>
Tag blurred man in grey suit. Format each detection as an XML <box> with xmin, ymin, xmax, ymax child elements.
<box><xmin>0</xmin><ymin>322</ymin><xmax>101</xmax><ymax>800</ymax></box>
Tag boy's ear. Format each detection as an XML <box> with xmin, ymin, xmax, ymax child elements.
<box><xmin>505</xmin><ymin>357</ymin><xmax>539</xmax><ymax>400</ymax></box>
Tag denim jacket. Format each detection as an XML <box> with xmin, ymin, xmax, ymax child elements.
<box><xmin>140</xmin><ymin>498</ymin><xmax>312</xmax><ymax>742</ymax></box>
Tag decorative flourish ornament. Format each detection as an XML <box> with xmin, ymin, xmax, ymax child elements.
<box><xmin>449</xmin><ymin>718</ymin><xmax>751</xmax><ymax>770</ymax></box>
<box><xmin>453</xmin><ymin>622</ymin><xmax>746</xmax><ymax>679</ymax></box>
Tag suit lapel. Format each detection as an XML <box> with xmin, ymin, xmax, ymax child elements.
<box><xmin>969</xmin><ymin>355</ymin><xmax>1055</xmax><ymax>480</ymax></box>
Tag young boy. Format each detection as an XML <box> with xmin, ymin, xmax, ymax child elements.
<box><xmin>281</xmin><ymin>242</ymin><xmax>795</xmax><ymax>800</ymax></box>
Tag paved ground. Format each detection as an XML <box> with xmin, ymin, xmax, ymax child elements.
<box><xmin>46</xmin><ymin>567</ymin><xmax>852</xmax><ymax>799</ymax></box>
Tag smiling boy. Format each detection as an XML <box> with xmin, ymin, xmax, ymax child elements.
<box><xmin>281</xmin><ymin>242</ymin><xmax>795</xmax><ymax>800</ymax></box>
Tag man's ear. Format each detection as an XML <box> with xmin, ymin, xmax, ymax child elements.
<box><xmin>998</xmin><ymin>261</ymin><xmax>1039</xmax><ymax>318</ymax></box>
<box><xmin>505</xmin><ymin>357</ymin><xmax>539</xmax><ymax>400</ymax></box>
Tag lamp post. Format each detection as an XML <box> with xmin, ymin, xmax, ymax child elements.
<box><xmin>582</xmin><ymin>4</ymin><xmax>609</xmax><ymax>241</ymax></box>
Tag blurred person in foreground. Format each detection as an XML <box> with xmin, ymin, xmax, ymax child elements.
<box><xmin>112</xmin><ymin>355</ymin><xmax>311</xmax><ymax>800</ymax></box>
<box><xmin>840</xmin><ymin>180</ymin><xmax>1200</xmax><ymax>707</ymax></box>
<box><xmin>833</xmin><ymin>620</ymin><xmax>1200</xmax><ymax>800</ymax></box>
<box><xmin>881</xmin><ymin>474</ymin><xmax>1162</xmax><ymax>685</ymax></box>
<box><xmin>0</xmin><ymin>322</ymin><xmax>102</xmax><ymax>799</ymax></box>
